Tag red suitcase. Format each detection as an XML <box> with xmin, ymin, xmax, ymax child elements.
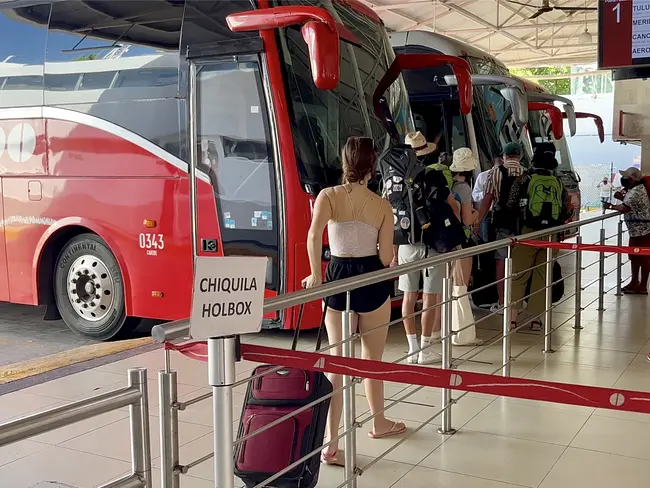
<box><xmin>234</xmin><ymin>304</ymin><xmax>332</xmax><ymax>488</ymax></box>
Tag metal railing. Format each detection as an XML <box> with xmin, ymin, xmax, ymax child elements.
<box><xmin>151</xmin><ymin>210</ymin><xmax>634</xmax><ymax>488</ymax></box>
<box><xmin>0</xmin><ymin>368</ymin><xmax>152</xmax><ymax>488</ymax></box>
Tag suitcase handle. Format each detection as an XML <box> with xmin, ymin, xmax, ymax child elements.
<box><xmin>290</xmin><ymin>297</ymin><xmax>328</xmax><ymax>352</ymax></box>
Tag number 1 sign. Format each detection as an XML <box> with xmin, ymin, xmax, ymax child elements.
<box><xmin>599</xmin><ymin>0</ymin><xmax>650</xmax><ymax>69</ymax></box>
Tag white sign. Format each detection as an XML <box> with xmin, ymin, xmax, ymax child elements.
<box><xmin>190</xmin><ymin>256</ymin><xmax>268</xmax><ymax>339</ymax></box>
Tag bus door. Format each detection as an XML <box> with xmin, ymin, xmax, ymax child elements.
<box><xmin>187</xmin><ymin>48</ymin><xmax>282</xmax><ymax>320</ymax></box>
<box><xmin>373</xmin><ymin>53</ymin><xmax>473</xmax><ymax>156</ymax></box>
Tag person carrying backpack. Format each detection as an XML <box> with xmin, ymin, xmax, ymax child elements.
<box><xmin>475</xmin><ymin>142</ymin><xmax>526</xmax><ymax>315</ymax></box>
<box><xmin>506</xmin><ymin>143</ymin><xmax>571</xmax><ymax>332</ymax></box>
<box><xmin>388</xmin><ymin>132</ymin><xmax>463</xmax><ymax>364</ymax></box>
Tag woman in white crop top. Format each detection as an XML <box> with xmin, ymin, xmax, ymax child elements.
<box><xmin>302</xmin><ymin>137</ymin><xmax>406</xmax><ymax>466</ymax></box>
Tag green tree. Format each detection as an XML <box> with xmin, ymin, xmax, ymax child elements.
<box><xmin>510</xmin><ymin>66</ymin><xmax>571</xmax><ymax>95</ymax></box>
<box><xmin>73</xmin><ymin>53</ymin><xmax>98</xmax><ymax>61</ymax></box>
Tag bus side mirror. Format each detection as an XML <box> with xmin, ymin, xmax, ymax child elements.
<box><xmin>227</xmin><ymin>6</ymin><xmax>340</xmax><ymax>90</ymax></box>
<box><xmin>563</xmin><ymin>104</ymin><xmax>577</xmax><ymax>137</ymax></box>
<box><xmin>301</xmin><ymin>21</ymin><xmax>340</xmax><ymax>90</ymax></box>
<box><xmin>499</xmin><ymin>86</ymin><xmax>528</xmax><ymax>128</ymax></box>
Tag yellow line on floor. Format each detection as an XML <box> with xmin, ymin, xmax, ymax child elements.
<box><xmin>0</xmin><ymin>337</ymin><xmax>153</xmax><ymax>384</ymax></box>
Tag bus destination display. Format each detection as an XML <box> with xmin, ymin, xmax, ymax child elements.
<box><xmin>599</xmin><ymin>0</ymin><xmax>650</xmax><ymax>68</ymax></box>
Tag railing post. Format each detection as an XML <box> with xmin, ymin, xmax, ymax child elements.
<box><xmin>342</xmin><ymin>291</ymin><xmax>358</xmax><ymax>488</ymax></box>
<box><xmin>438</xmin><ymin>262</ymin><xmax>456</xmax><ymax>435</ymax></box>
<box><xmin>573</xmin><ymin>236</ymin><xmax>583</xmax><ymax>331</ymax></box>
<box><xmin>159</xmin><ymin>368</ymin><xmax>180</xmax><ymax>488</ymax></box>
<box><xmin>543</xmin><ymin>238</ymin><xmax>554</xmax><ymax>354</ymax></box>
<box><xmin>502</xmin><ymin>246</ymin><xmax>513</xmax><ymax>377</ymax></box>
<box><xmin>128</xmin><ymin>368</ymin><xmax>152</xmax><ymax>487</ymax></box>
<box><xmin>616</xmin><ymin>220</ymin><xmax>624</xmax><ymax>296</ymax></box>
<box><xmin>209</xmin><ymin>336</ymin><xmax>237</xmax><ymax>488</ymax></box>
<box><xmin>598</xmin><ymin>227</ymin><xmax>606</xmax><ymax>311</ymax></box>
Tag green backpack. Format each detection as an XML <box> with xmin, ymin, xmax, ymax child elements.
<box><xmin>426</xmin><ymin>163</ymin><xmax>453</xmax><ymax>189</ymax></box>
<box><xmin>525</xmin><ymin>172</ymin><xmax>564</xmax><ymax>229</ymax></box>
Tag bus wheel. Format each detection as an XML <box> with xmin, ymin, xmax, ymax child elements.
<box><xmin>54</xmin><ymin>234</ymin><xmax>128</xmax><ymax>341</ymax></box>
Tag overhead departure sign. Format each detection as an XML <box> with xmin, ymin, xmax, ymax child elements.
<box><xmin>190</xmin><ymin>256</ymin><xmax>268</xmax><ymax>338</ymax></box>
<box><xmin>599</xmin><ymin>0</ymin><xmax>650</xmax><ymax>69</ymax></box>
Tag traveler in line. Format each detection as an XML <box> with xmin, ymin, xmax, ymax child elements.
<box><xmin>396</xmin><ymin>132</ymin><xmax>461</xmax><ymax>364</ymax></box>
<box><xmin>604</xmin><ymin>167</ymin><xmax>650</xmax><ymax>294</ymax></box>
<box><xmin>449</xmin><ymin>148</ymin><xmax>479</xmax><ymax>284</ymax></box>
<box><xmin>506</xmin><ymin>143</ymin><xmax>571</xmax><ymax>331</ymax></box>
<box><xmin>302</xmin><ymin>137</ymin><xmax>406</xmax><ymax>466</ymax></box>
<box><xmin>475</xmin><ymin>142</ymin><xmax>525</xmax><ymax>315</ymax></box>
<box><xmin>449</xmin><ymin>148</ymin><xmax>483</xmax><ymax>346</ymax></box>
<box><xmin>473</xmin><ymin>155</ymin><xmax>503</xmax><ymax>243</ymax></box>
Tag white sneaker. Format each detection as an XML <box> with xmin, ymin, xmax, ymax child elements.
<box><xmin>418</xmin><ymin>348</ymin><xmax>442</xmax><ymax>365</ymax></box>
<box><xmin>490</xmin><ymin>303</ymin><xmax>504</xmax><ymax>316</ymax></box>
<box><xmin>407</xmin><ymin>351</ymin><xmax>418</xmax><ymax>364</ymax></box>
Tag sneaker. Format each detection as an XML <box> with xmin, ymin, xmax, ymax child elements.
<box><xmin>407</xmin><ymin>351</ymin><xmax>418</xmax><ymax>365</ymax></box>
<box><xmin>489</xmin><ymin>303</ymin><xmax>504</xmax><ymax>316</ymax></box>
<box><xmin>646</xmin><ymin>351</ymin><xmax>650</xmax><ymax>362</ymax></box>
<box><xmin>418</xmin><ymin>348</ymin><xmax>442</xmax><ymax>365</ymax></box>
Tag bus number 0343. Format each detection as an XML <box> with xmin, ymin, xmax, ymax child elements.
<box><xmin>139</xmin><ymin>233</ymin><xmax>164</xmax><ymax>250</ymax></box>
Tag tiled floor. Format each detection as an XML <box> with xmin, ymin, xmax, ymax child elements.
<box><xmin>2</xmin><ymin>225</ymin><xmax>650</xmax><ymax>487</ymax></box>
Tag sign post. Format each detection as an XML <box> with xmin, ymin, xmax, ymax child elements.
<box><xmin>190</xmin><ymin>256</ymin><xmax>267</xmax><ymax>488</ymax></box>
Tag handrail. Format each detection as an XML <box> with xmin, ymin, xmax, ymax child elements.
<box><xmin>0</xmin><ymin>386</ymin><xmax>141</xmax><ymax>447</ymax></box>
<box><xmin>0</xmin><ymin>368</ymin><xmax>152</xmax><ymax>488</ymax></box>
<box><xmin>152</xmin><ymin>212</ymin><xmax>620</xmax><ymax>344</ymax></box>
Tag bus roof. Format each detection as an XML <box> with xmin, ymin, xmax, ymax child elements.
<box><xmin>390</xmin><ymin>31</ymin><xmax>508</xmax><ymax>72</ymax></box>
<box><xmin>509</xmin><ymin>74</ymin><xmax>548</xmax><ymax>94</ymax></box>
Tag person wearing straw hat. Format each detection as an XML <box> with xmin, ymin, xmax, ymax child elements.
<box><xmin>396</xmin><ymin>131</ymin><xmax>458</xmax><ymax>365</ymax></box>
<box><xmin>448</xmin><ymin>148</ymin><xmax>483</xmax><ymax>346</ymax></box>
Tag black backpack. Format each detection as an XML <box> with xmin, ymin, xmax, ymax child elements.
<box><xmin>416</xmin><ymin>170</ymin><xmax>466</xmax><ymax>254</ymax></box>
<box><xmin>379</xmin><ymin>144</ymin><xmax>426</xmax><ymax>245</ymax></box>
<box><xmin>491</xmin><ymin>165</ymin><xmax>519</xmax><ymax>231</ymax></box>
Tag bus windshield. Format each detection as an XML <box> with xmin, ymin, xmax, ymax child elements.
<box><xmin>277</xmin><ymin>0</ymin><xmax>413</xmax><ymax>191</ymax></box>
<box><xmin>466</xmin><ymin>56</ymin><xmax>522</xmax><ymax>170</ymax></box>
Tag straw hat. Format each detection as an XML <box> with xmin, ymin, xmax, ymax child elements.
<box><xmin>405</xmin><ymin>131</ymin><xmax>436</xmax><ymax>157</ymax></box>
<box><xmin>449</xmin><ymin>148</ymin><xmax>478</xmax><ymax>172</ymax></box>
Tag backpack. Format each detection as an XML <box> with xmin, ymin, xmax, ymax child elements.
<box><xmin>524</xmin><ymin>171</ymin><xmax>564</xmax><ymax>229</ymax></box>
<box><xmin>415</xmin><ymin>171</ymin><xmax>466</xmax><ymax>253</ymax></box>
<box><xmin>491</xmin><ymin>165</ymin><xmax>519</xmax><ymax>231</ymax></box>
<box><xmin>379</xmin><ymin>144</ymin><xmax>426</xmax><ymax>245</ymax></box>
<box><xmin>426</xmin><ymin>163</ymin><xmax>453</xmax><ymax>189</ymax></box>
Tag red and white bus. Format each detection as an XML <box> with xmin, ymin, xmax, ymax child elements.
<box><xmin>0</xmin><ymin>0</ymin><xmax>428</xmax><ymax>339</ymax></box>
<box><xmin>0</xmin><ymin>0</ymin><xmax>477</xmax><ymax>339</ymax></box>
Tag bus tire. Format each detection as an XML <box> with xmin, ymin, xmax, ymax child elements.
<box><xmin>54</xmin><ymin>233</ymin><xmax>128</xmax><ymax>341</ymax></box>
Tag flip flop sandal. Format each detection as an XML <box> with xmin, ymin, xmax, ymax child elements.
<box><xmin>368</xmin><ymin>421</ymin><xmax>407</xmax><ymax>439</ymax></box>
<box><xmin>530</xmin><ymin>321</ymin><xmax>542</xmax><ymax>332</ymax></box>
<box><xmin>321</xmin><ymin>449</ymin><xmax>345</xmax><ymax>466</ymax></box>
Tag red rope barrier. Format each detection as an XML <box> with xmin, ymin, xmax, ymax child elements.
<box><xmin>517</xmin><ymin>239</ymin><xmax>650</xmax><ymax>256</ymax></box>
<box><xmin>166</xmin><ymin>341</ymin><xmax>650</xmax><ymax>415</ymax></box>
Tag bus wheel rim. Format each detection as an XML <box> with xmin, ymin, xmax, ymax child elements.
<box><xmin>66</xmin><ymin>255</ymin><xmax>115</xmax><ymax>323</ymax></box>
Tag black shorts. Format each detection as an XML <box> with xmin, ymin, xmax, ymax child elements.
<box><xmin>325</xmin><ymin>256</ymin><xmax>391</xmax><ymax>313</ymax></box>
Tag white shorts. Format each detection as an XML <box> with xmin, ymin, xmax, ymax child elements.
<box><xmin>397</xmin><ymin>243</ymin><xmax>444</xmax><ymax>295</ymax></box>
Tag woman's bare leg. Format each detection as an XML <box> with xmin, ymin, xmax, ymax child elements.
<box><xmin>322</xmin><ymin>307</ymin><xmax>344</xmax><ymax>458</ymax></box>
<box><xmin>358</xmin><ymin>298</ymin><xmax>405</xmax><ymax>435</ymax></box>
